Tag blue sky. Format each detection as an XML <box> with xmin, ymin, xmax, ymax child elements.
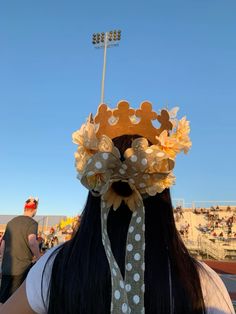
<box><xmin>0</xmin><ymin>0</ymin><xmax>235</xmax><ymax>216</ymax></box>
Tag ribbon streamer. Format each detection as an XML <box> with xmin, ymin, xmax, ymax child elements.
<box><xmin>101</xmin><ymin>199</ymin><xmax>145</xmax><ymax>313</ymax></box>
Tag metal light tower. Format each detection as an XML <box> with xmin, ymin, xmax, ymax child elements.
<box><xmin>92</xmin><ymin>30</ymin><xmax>122</xmax><ymax>104</ymax></box>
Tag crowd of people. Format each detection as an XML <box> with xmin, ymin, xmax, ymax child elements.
<box><xmin>195</xmin><ymin>209</ymin><xmax>236</xmax><ymax>240</ymax></box>
<box><xmin>37</xmin><ymin>231</ymin><xmax>59</xmax><ymax>253</ymax></box>
<box><xmin>174</xmin><ymin>204</ymin><xmax>236</xmax><ymax>242</ymax></box>
<box><xmin>194</xmin><ymin>206</ymin><xmax>235</xmax><ymax>215</ymax></box>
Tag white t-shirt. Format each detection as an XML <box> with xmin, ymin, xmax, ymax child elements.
<box><xmin>26</xmin><ymin>246</ymin><xmax>235</xmax><ymax>314</ymax></box>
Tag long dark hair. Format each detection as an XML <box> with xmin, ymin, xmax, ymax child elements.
<box><xmin>46</xmin><ymin>135</ymin><xmax>206</xmax><ymax>314</ymax></box>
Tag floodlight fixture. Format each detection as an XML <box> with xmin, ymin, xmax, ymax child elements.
<box><xmin>91</xmin><ymin>30</ymin><xmax>122</xmax><ymax>104</ymax></box>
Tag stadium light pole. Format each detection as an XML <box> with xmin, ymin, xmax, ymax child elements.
<box><xmin>92</xmin><ymin>30</ymin><xmax>122</xmax><ymax>104</ymax></box>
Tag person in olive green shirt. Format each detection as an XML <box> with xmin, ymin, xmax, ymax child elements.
<box><xmin>0</xmin><ymin>197</ymin><xmax>41</xmax><ymax>303</ymax></box>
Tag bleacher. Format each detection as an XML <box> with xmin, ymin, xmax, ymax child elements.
<box><xmin>174</xmin><ymin>205</ymin><xmax>236</xmax><ymax>260</ymax></box>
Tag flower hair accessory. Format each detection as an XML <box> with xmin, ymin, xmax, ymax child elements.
<box><xmin>73</xmin><ymin>100</ymin><xmax>191</xmax><ymax>210</ymax></box>
<box><xmin>73</xmin><ymin>100</ymin><xmax>191</xmax><ymax>313</ymax></box>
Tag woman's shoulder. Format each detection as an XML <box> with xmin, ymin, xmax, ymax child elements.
<box><xmin>197</xmin><ymin>261</ymin><xmax>235</xmax><ymax>313</ymax></box>
<box><xmin>26</xmin><ymin>245</ymin><xmax>62</xmax><ymax>314</ymax></box>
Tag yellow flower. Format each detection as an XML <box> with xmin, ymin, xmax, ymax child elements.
<box><xmin>73</xmin><ymin>120</ymin><xmax>121</xmax><ymax>179</ymax></box>
<box><xmin>175</xmin><ymin>117</ymin><xmax>192</xmax><ymax>153</ymax></box>
<box><xmin>125</xmin><ymin>188</ymin><xmax>143</xmax><ymax>212</ymax></box>
<box><xmin>74</xmin><ymin>146</ymin><xmax>94</xmax><ymax>175</ymax></box>
<box><xmin>158</xmin><ymin>172</ymin><xmax>176</xmax><ymax>190</ymax></box>
<box><xmin>156</xmin><ymin>116</ymin><xmax>192</xmax><ymax>157</ymax></box>
<box><xmin>103</xmin><ymin>181</ymin><xmax>143</xmax><ymax>212</ymax></box>
<box><xmin>155</xmin><ymin>130</ymin><xmax>182</xmax><ymax>159</ymax></box>
<box><xmin>72</xmin><ymin>121</ymin><xmax>98</xmax><ymax>151</ymax></box>
<box><xmin>72</xmin><ymin>121</ymin><xmax>100</xmax><ymax>177</ymax></box>
<box><xmin>103</xmin><ymin>187</ymin><xmax>123</xmax><ymax>210</ymax></box>
<box><xmin>146</xmin><ymin>173</ymin><xmax>176</xmax><ymax>194</ymax></box>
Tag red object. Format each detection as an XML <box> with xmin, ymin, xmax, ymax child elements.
<box><xmin>204</xmin><ymin>260</ymin><xmax>236</xmax><ymax>275</ymax></box>
<box><xmin>24</xmin><ymin>202</ymin><xmax>37</xmax><ymax>210</ymax></box>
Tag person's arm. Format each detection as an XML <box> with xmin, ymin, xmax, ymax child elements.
<box><xmin>0</xmin><ymin>281</ymin><xmax>36</xmax><ymax>314</ymax></box>
<box><xmin>28</xmin><ymin>234</ymin><xmax>40</xmax><ymax>260</ymax></box>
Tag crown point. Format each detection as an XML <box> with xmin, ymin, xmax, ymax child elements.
<box><xmin>117</xmin><ymin>100</ymin><xmax>130</xmax><ymax>108</ymax></box>
<box><xmin>140</xmin><ymin>101</ymin><xmax>152</xmax><ymax>109</ymax></box>
<box><xmin>157</xmin><ymin>110</ymin><xmax>173</xmax><ymax>132</ymax></box>
<box><xmin>93</xmin><ymin>100</ymin><xmax>173</xmax><ymax>143</ymax></box>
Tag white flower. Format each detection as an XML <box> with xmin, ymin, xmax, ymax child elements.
<box><xmin>72</xmin><ymin>120</ymin><xmax>98</xmax><ymax>151</ymax></box>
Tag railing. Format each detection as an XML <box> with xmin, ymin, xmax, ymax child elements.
<box><xmin>172</xmin><ymin>199</ymin><xmax>236</xmax><ymax>210</ymax></box>
<box><xmin>183</xmin><ymin>236</ymin><xmax>236</xmax><ymax>260</ymax></box>
<box><xmin>200</xmin><ymin>237</ymin><xmax>226</xmax><ymax>259</ymax></box>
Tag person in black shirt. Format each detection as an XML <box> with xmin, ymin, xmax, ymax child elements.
<box><xmin>0</xmin><ymin>197</ymin><xmax>41</xmax><ymax>303</ymax></box>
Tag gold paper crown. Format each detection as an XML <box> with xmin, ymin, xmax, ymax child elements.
<box><xmin>94</xmin><ymin>100</ymin><xmax>173</xmax><ymax>144</ymax></box>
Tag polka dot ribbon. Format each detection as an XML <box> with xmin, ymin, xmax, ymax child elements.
<box><xmin>101</xmin><ymin>199</ymin><xmax>145</xmax><ymax>314</ymax></box>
